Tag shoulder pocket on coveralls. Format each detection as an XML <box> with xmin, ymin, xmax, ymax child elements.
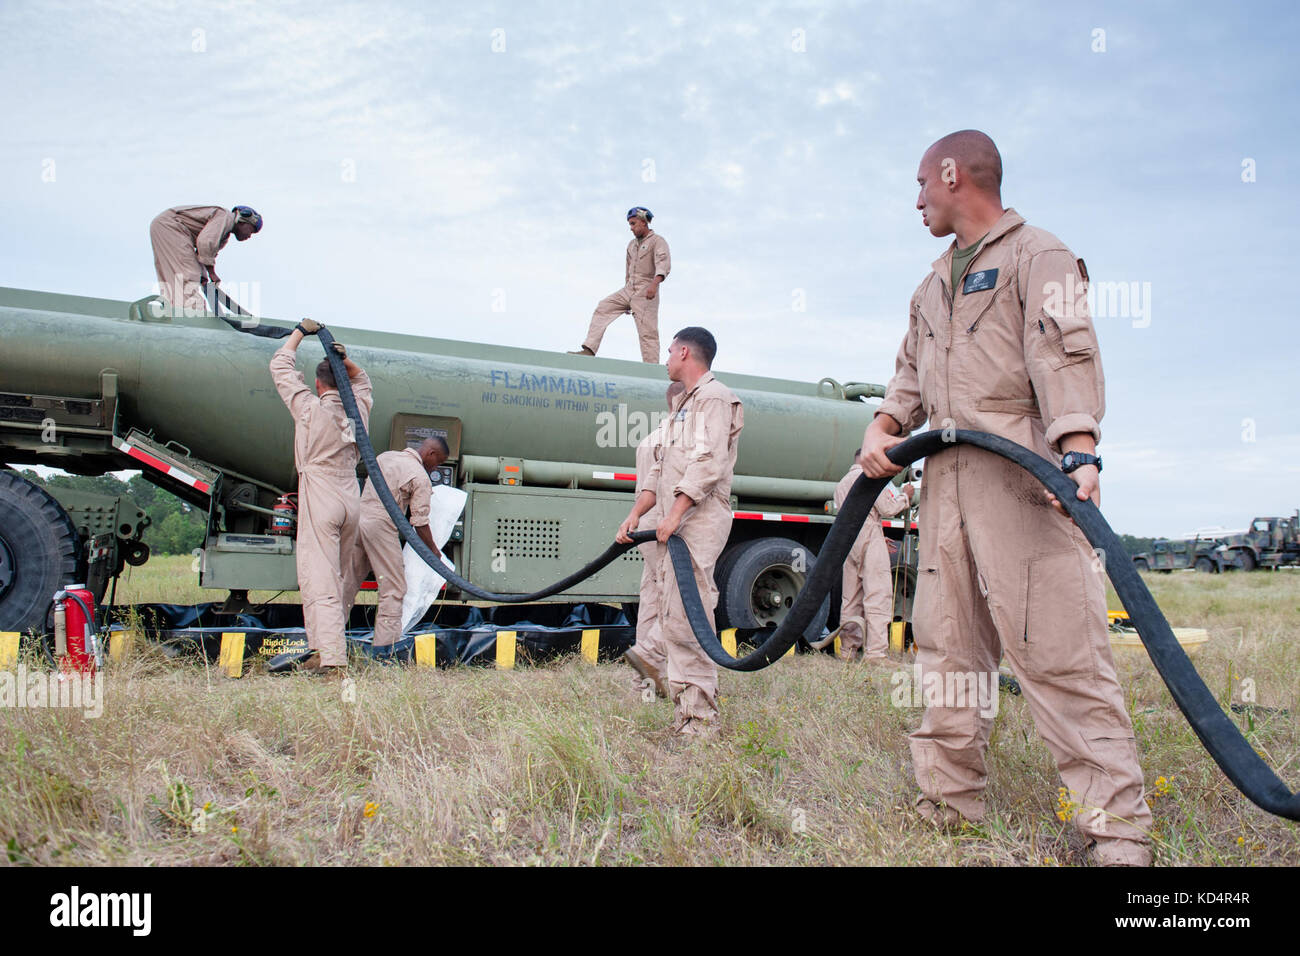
<box><xmin>1035</xmin><ymin>302</ymin><xmax>1096</xmax><ymax>371</ymax></box>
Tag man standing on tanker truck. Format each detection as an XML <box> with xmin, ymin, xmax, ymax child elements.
<box><xmin>571</xmin><ymin>207</ymin><xmax>670</xmax><ymax>363</ymax></box>
<box><xmin>150</xmin><ymin>204</ymin><xmax>262</xmax><ymax>314</ymax></box>
<box><xmin>271</xmin><ymin>319</ymin><xmax>373</xmax><ymax>675</ymax></box>
<box><xmin>857</xmin><ymin>130</ymin><xmax>1153</xmax><ymax>866</ymax></box>
<box><xmin>343</xmin><ymin>437</ymin><xmax>449</xmax><ymax>652</ymax></box>
<box><xmin>617</xmin><ymin>327</ymin><xmax>743</xmax><ymax>737</ymax></box>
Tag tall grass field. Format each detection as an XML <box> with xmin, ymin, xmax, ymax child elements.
<box><xmin>2</xmin><ymin>557</ymin><xmax>1296</xmax><ymax>866</ymax></box>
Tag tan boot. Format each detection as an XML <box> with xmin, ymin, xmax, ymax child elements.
<box><xmin>1087</xmin><ymin>838</ymin><xmax>1152</xmax><ymax>867</ymax></box>
<box><xmin>567</xmin><ymin>346</ymin><xmax>595</xmax><ymax>356</ymax></box>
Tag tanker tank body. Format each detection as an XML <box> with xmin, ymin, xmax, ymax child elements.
<box><xmin>0</xmin><ymin>286</ymin><xmax>905</xmax><ymax>637</ymax></box>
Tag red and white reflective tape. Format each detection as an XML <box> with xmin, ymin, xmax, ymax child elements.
<box><xmin>113</xmin><ymin>437</ymin><xmax>211</xmax><ymax>494</ymax></box>
<box><xmin>592</xmin><ymin>471</ymin><xmax>637</xmax><ymax>482</ymax></box>
<box><xmin>732</xmin><ymin>511</ymin><xmax>811</xmax><ymax>523</ymax></box>
<box><xmin>882</xmin><ymin>519</ymin><xmax>920</xmax><ymax>530</ymax></box>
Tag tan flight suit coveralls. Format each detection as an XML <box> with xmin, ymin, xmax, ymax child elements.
<box><xmin>630</xmin><ymin>417</ymin><xmax>672</xmax><ymax>679</ymax></box>
<box><xmin>833</xmin><ymin>467</ymin><xmax>910</xmax><ymax>659</ymax></box>
<box><xmin>645</xmin><ymin>373</ymin><xmax>743</xmax><ymax>733</ymax></box>
<box><xmin>873</xmin><ymin>208</ymin><xmax>1152</xmax><ymax>864</ymax></box>
<box><xmin>271</xmin><ymin>345</ymin><xmax>373</xmax><ymax>667</ymax></box>
<box><xmin>150</xmin><ymin>205</ymin><xmax>236</xmax><ymax>313</ymax></box>
<box><xmin>344</xmin><ymin>448</ymin><xmax>433</xmax><ymax>647</ymax></box>
<box><xmin>582</xmin><ymin>231</ymin><xmax>671</xmax><ymax>362</ymax></box>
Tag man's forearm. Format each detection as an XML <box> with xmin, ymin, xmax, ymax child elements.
<box><xmin>1059</xmin><ymin>432</ymin><xmax>1097</xmax><ymax>456</ymax></box>
<box><xmin>627</xmin><ymin>489</ymin><xmax>656</xmax><ymax>523</ymax></box>
<box><xmin>415</xmin><ymin>523</ymin><xmax>440</xmax><ymax>558</ymax></box>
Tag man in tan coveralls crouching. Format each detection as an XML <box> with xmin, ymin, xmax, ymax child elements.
<box><xmin>343</xmin><ymin>438</ymin><xmax>448</xmax><ymax>650</ymax></box>
<box><xmin>858</xmin><ymin>130</ymin><xmax>1152</xmax><ymax>865</ymax></box>
<box><xmin>832</xmin><ymin>451</ymin><xmax>913</xmax><ymax>661</ymax></box>
<box><xmin>623</xmin><ymin>381</ymin><xmax>685</xmax><ymax>698</ymax></box>
<box><xmin>271</xmin><ymin>320</ymin><xmax>373</xmax><ymax>673</ymax></box>
<box><xmin>572</xmin><ymin>207</ymin><xmax>670</xmax><ymax>363</ymax></box>
<box><xmin>618</xmin><ymin>328</ymin><xmax>743</xmax><ymax>736</ymax></box>
<box><xmin>150</xmin><ymin>204</ymin><xmax>261</xmax><ymax>314</ymax></box>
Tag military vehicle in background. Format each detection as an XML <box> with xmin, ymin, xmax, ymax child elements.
<box><xmin>1132</xmin><ymin>535</ymin><xmax>1225</xmax><ymax>573</ymax></box>
<box><xmin>0</xmin><ymin>286</ymin><xmax>916</xmax><ymax>637</ymax></box>
<box><xmin>1216</xmin><ymin>512</ymin><xmax>1300</xmax><ymax>571</ymax></box>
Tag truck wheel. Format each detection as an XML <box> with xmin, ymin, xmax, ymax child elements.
<box><xmin>1133</xmin><ymin>558</ymin><xmax>1150</xmax><ymax>572</ymax></box>
<box><xmin>715</xmin><ymin>536</ymin><xmax>829</xmax><ymax>640</ymax></box>
<box><xmin>0</xmin><ymin>472</ymin><xmax>80</xmax><ymax>634</ymax></box>
<box><xmin>1238</xmin><ymin>550</ymin><xmax>1256</xmax><ymax>572</ymax></box>
<box><xmin>1194</xmin><ymin>557</ymin><xmax>1215</xmax><ymax>574</ymax></box>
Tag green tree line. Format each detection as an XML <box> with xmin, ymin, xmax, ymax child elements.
<box><xmin>7</xmin><ymin>469</ymin><xmax>205</xmax><ymax>555</ymax></box>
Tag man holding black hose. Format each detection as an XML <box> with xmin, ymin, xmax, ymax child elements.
<box><xmin>858</xmin><ymin>130</ymin><xmax>1152</xmax><ymax>865</ymax></box>
<box><xmin>271</xmin><ymin>319</ymin><xmax>372</xmax><ymax>674</ymax></box>
<box><xmin>617</xmin><ymin>327</ymin><xmax>743</xmax><ymax>737</ymax></box>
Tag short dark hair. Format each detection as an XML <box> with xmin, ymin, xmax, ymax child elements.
<box><xmin>315</xmin><ymin>359</ymin><xmax>336</xmax><ymax>388</ymax></box>
<box><xmin>672</xmin><ymin>327</ymin><xmax>717</xmax><ymax>367</ymax></box>
<box><xmin>425</xmin><ymin>436</ymin><xmax>450</xmax><ymax>457</ymax></box>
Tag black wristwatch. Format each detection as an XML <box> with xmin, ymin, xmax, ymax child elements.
<box><xmin>1061</xmin><ymin>451</ymin><xmax>1102</xmax><ymax>474</ymax></box>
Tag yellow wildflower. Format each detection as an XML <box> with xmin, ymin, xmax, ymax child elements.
<box><xmin>363</xmin><ymin>801</ymin><xmax>378</xmax><ymax>819</ymax></box>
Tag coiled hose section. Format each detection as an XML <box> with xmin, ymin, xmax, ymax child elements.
<box><xmin>316</xmin><ymin>329</ymin><xmax>1300</xmax><ymax>822</ymax></box>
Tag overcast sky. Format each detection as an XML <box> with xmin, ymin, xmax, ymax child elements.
<box><xmin>2</xmin><ymin>0</ymin><xmax>1296</xmax><ymax>536</ymax></box>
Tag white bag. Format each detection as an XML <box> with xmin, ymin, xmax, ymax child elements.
<box><xmin>400</xmin><ymin>485</ymin><xmax>468</xmax><ymax>633</ymax></box>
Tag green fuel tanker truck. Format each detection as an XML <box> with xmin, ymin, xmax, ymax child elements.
<box><xmin>0</xmin><ymin>286</ymin><xmax>913</xmax><ymax>636</ymax></box>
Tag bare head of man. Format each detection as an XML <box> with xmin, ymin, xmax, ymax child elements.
<box><xmin>418</xmin><ymin>436</ymin><xmax>449</xmax><ymax>472</ymax></box>
<box><xmin>314</xmin><ymin>359</ymin><xmax>336</xmax><ymax>395</ymax></box>
<box><xmin>916</xmin><ymin>130</ymin><xmax>1006</xmax><ymax>245</ymax></box>
<box><xmin>665</xmin><ymin>326</ymin><xmax>717</xmax><ymax>384</ymax></box>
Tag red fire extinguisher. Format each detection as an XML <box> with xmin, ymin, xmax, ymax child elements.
<box><xmin>270</xmin><ymin>494</ymin><xmax>298</xmax><ymax>536</ymax></box>
<box><xmin>53</xmin><ymin>585</ymin><xmax>99</xmax><ymax>674</ymax></box>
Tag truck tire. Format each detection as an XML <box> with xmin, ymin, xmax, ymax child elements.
<box><xmin>715</xmin><ymin>536</ymin><xmax>829</xmax><ymax>640</ymax></box>
<box><xmin>0</xmin><ymin>471</ymin><xmax>80</xmax><ymax>634</ymax></box>
<box><xmin>1238</xmin><ymin>550</ymin><xmax>1256</xmax><ymax>572</ymax></box>
<box><xmin>1133</xmin><ymin>558</ymin><xmax>1150</xmax><ymax>572</ymax></box>
<box><xmin>1195</xmin><ymin>557</ymin><xmax>1215</xmax><ymax>574</ymax></box>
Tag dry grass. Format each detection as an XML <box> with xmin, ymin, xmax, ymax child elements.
<box><xmin>1</xmin><ymin>567</ymin><xmax>1296</xmax><ymax>866</ymax></box>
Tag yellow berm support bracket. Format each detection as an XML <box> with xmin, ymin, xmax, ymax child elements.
<box><xmin>721</xmin><ymin>628</ymin><xmax>737</xmax><ymax>656</ymax></box>
<box><xmin>110</xmin><ymin>629</ymin><xmax>138</xmax><ymax>662</ymax></box>
<box><xmin>218</xmin><ymin>632</ymin><xmax>246</xmax><ymax>678</ymax></box>
<box><xmin>414</xmin><ymin>634</ymin><xmax>437</xmax><ymax>668</ymax></box>
<box><xmin>0</xmin><ymin>632</ymin><xmax>19</xmax><ymax>670</ymax></box>
<box><xmin>580</xmin><ymin>628</ymin><xmax>599</xmax><ymax>663</ymax></box>
<box><xmin>496</xmin><ymin>631</ymin><xmax>517</xmax><ymax>669</ymax></box>
<box><xmin>888</xmin><ymin>621</ymin><xmax>906</xmax><ymax>655</ymax></box>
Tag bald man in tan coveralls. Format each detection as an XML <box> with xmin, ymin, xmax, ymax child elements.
<box><xmin>150</xmin><ymin>205</ymin><xmax>256</xmax><ymax>313</ymax></box>
<box><xmin>832</xmin><ymin>458</ymin><xmax>913</xmax><ymax>660</ymax></box>
<box><xmin>271</xmin><ymin>323</ymin><xmax>373</xmax><ymax>670</ymax></box>
<box><xmin>624</xmin><ymin>382</ymin><xmax>685</xmax><ymax>698</ymax></box>
<box><xmin>619</xmin><ymin>328</ymin><xmax>742</xmax><ymax>736</ymax></box>
<box><xmin>574</xmin><ymin>208</ymin><xmax>670</xmax><ymax>363</ymax></box>
<box><xmin>344</xmin><ymin>440</ymin><xmax>446</xmax><ymax>649</ymax></box>
<box><xmin>860</xmin><ymin>131</ymin><xmax>1152</xmax><ymax>865</ymax></box>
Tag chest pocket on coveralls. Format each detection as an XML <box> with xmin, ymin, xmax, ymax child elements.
<box><xmin>915</xmin><ymin>301</ymin><xmax>940</xmax><ymax>406</ymax></box>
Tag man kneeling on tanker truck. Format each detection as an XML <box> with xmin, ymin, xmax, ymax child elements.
<box><xmin>271</xmin><ymin>318</ymin><xmax>373</xmax><ymax>676</ymax></box>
